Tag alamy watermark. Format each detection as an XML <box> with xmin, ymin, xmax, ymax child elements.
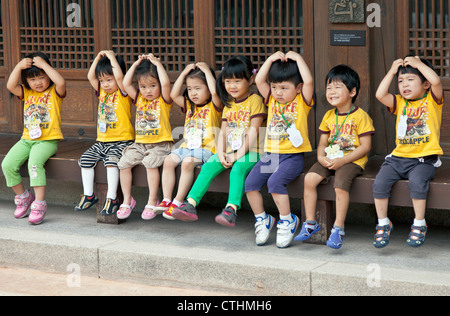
<box><xmin>66</xmin><ymin>3</ymin><xmax>381</xmax><ymax>28</ymax></box>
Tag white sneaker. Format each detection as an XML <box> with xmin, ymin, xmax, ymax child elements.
<box><xmin>276</xmin><ymin>214</ymin><xmax>300</xmax><ymax>248</ymax></box>
<box><xmin>254</xmin><ymin>214</ymin><xmax>275</xmax><ymax>246</ymax></box>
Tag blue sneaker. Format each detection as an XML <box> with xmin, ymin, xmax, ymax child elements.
<box><xmin>326</xmin><ymin>227</ymin><xmax>345</xmax><ymax>249</ymax></box>
<box><xmin>294</xmin><ymin>221</ymin><xmax>321</xmax><ymax>241</ymax></box>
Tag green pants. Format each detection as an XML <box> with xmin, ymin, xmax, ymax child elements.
<box><xmin>1</xmin><ymin>138</ymin><xmax>58</xmax><ymax>187</ymax></box>
<box><xmin>187</xmin><ymin>151</ymin><xmax>261</xmax><ymax>210</ymax></box>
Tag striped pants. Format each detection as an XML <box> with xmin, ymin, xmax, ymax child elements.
<box><xmin>78</xmin><ymin>141</ymin><xmax>133</xmax><ymax>169</ymax></box>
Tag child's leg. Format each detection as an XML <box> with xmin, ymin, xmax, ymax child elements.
<box><xmin>174</xmin><ymin>156</ymin><xmax>202</xmax><ymax>203</ymax></box>
<box><xmin>245</xmin><ymin>154</ymin><xmax>273</xmax><ymax>216</ymax></box>
<box><xmin>119</xmin><ymin>167</ymin><xmax>133</xmax><ymax>205</ymax></box>
<box><xmin>146</xmin><ymin>167</ymin><xmax>160</xmax><ymax>206</ymax></box>
<box><xmin>1</xmin><ymin>139</ymin><xmax>32</xmax><ymax>191</ymax></box>
<box><xmin>303</xmin><ymin>172</ymin><xmax>326</xmax><ymax>221</ymax></box>
<box><xmin>28</xmin><ymin>140</ymin><xmax>58</xmax><ymax>201</ymax></box>
<box><xmin>227</xmin><ymin>151</ymin><xmax>261</xmax><ymax>210</ymax></box>
<box><xmin>187</xmin><ymin>154</ymin><xmax>226</xmax><ymax>206</ymax></box>
<box><xmin>334</xmin><ymin>188</ymin><xmax>349</xmax><ymax>228</ymax></box>
<box><xmin>161</xmin><ymin>153</ymin><xmax>181</xmax><ymax>201</ymax></box>
<box><xmin>106</xmin><ymin>166</ymin><xmax>120</xmax><ymax>200</ymax></box>
<box><xmin>408</xmin><ymin>159</ymin><xmax>436</xmax><ymax>223</ymax></box>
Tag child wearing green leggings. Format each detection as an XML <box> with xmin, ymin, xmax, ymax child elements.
<box><xmin>2</xmin><ymin>52</ymin><xmax>66</xmax><ymax>225</ymax></box>
<box><xmin>171</xmin><ymin>56</ymin><xmax>267</xmax><ymax>227</ymax></box>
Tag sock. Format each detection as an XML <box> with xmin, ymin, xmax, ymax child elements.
<box><xmin>255</xmin><ymin>211</ymin><xmax>267</xmax><ymax>219</ymax></box>
<box><xmin>378</xmin><ymin>217</ymin><xmax>390</xmax><ymax>226</ymax></box>
<box><xmin>106</xmin><ymin>167</ymin><xmax>120</xmax><ymax>200</ymax></box>
<box><xmin>20</xmin><ymin>190</ymin><xmax>30</xmax><ymax>198</ymax></box>
<box><xmin>172</xmin><ymin>199</ymin><xmax>182</xmax><ymax>207</ymax></box>
<box><xmin>187</xmin><ymin>198</ymin><xmax>197</xmax><ymax>207</ymax></box>
<box><xmin>225</xmin><ymin>204</ymin><xmax>237</xmax><ymax>212</ymax></box>
<box><xmin>413</xmin><ymin>219</ymin><xmax>426</xmax><ymax>227</ymax></box>
<box><xmin>280</xmin><ymin>213</ymin><xmax>293</xmax><ymax>222</ymax></box>
<box><xmin>333</xmin><ymin>225</ymin><xmax>345</xmax><ymax>232</ymax></box>
<box><xmin>81</xmin><ymin>168</ymin><xmax>95</xmax><ymax>196</ymax></box>
<box><xmin>162</xmin><ymin>198</ymin><xmax>171</xmax><ymax>203</ymax></box>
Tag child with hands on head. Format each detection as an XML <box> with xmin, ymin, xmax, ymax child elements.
<box><xmin>373</xmin><ymin>56</ymin><xmax>443</xmax><ymax>248</ymax></box>
<box><xmin>117</xmin><ymin>54</ymin><xmax>174</xmax><ymax>221</ymax></box>
<box><xmin>2</xmin><ymin>52</ymin><xmax>66</xmax><ymax>225</ymax></box>
<box><xmin>296</xmin><ymin>65</ymin><xmax>374</xmax><ymax>249</ymax></box>
<box><xmin>171</xmin><ymin>56</ymin><xmax>267</xmax><ymax>227</ymax></box>
<box><xmin>245</xmin><ymin>51</ymin><xmax>314</xmax><ymax>248</ymax></box>
<box><xmin>76</xmin><ymin>50</ymin><xmax>134</xmax><ymax>216</ymax></box>
<box><xmin>157</xmin><ymin>62</ymin><xmax>222</xmax><ymax>220</ymax></box>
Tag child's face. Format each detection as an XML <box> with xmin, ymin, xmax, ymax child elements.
<box><xmin>26</xmin><ymin>72</ymin><xmax>51</xmax><ymax>93</ymax></box>
<box><xmin>397</xmin><ymin>72</ymin><xmax>430</xmax><ymax>100</ymax></box>
<box><xmin>326</xmin><ymin>80</ymin><xmax>356</xmax><ymax>107</ymax></box>
<box><xmin>224</xmin><ymin>77</ymin><xmax>252</xmax><ymax>101</ymax></box>
<box><xmin>270</xmin><ymin>81</ymin><xmax>301</xmax><ymax>104</ymax></box>
<box><xmin>99</xmin><ymin>74</ymin><xmax>119</xmax><ymax>94</ymax></box>
<box><xmin>186</xmin><ymin>77</ymin><xmax>211</xmax><ymax>105</ymax></box>
<box><xmin>139</xmin><ymin>76</ymin><xmax>161</xmax><ymax>101</ymax></box>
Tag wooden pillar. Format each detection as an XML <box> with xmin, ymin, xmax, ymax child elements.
<box><xmin>193</xmin><ymin>0</ymin><xmax>215</xmax><ymax>67</ymax></box>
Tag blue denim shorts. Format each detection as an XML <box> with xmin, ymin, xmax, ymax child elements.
<box><xmin>171</xmin><ymin>147</ymin><xmax>214</xmax><ymax>165</ymax></box>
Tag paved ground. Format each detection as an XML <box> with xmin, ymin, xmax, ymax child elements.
<box><xmin>0</xmin><ymin>199</ymin><xmax>449</xmax><ymax>296</ymax></box>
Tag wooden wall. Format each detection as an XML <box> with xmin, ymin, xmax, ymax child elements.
<box><xmin>0</xmin><ymin>0</ymin><xmax>448</xmax><ymax>157</ymax></box>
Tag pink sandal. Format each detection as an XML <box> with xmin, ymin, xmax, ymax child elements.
<box><xmin>141</xmin><ymin>205</ymin><xmax>157</xmax><ymax>221</ymax></box>
<box><xmin>117</xmin><ymin>197</ymin><xmax>136</xmax><ymax>220</ymax></box>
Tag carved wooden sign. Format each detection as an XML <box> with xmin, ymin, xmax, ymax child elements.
<box><xmin>329</xmin><ymin>0</ymin><xmax>365</xmax><ymax>23</ymax></box>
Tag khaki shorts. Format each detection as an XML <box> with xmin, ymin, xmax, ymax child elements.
<box><xmin>118</xmin><ymin>141</ymin><xmax>173</xmax><ymax>169</ymax></box>
<box><xmin>308</xmin><ymin>162</ymin><xmax>363</xmax><ymax>192</ymax></box>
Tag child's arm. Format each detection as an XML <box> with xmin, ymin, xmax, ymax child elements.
<box><xmin>32</xmin><ymin>56</ymin><xmax>66</xmax><ymax>97</ymax></box>
<box><xmin>327</xmin><ymin>135</ymin><xmax>372</xmax><ymax>171</ymax></box>
<box><xmin>148</xmin><ymin>54</ymin><xmax>172</xmax><ymax>103</ymax></box>
<box><xmin>104</xmin><ymin>50</ymin><xmax>126</xmax><ymax>93</ymax></box>
<box><xmin>196</xmin><ymin>62</ymin><xmax>223</xmax><ymax>110</ymax></box>
<box><xmin>123</xmin><ymin>56</ymin><xmax>145</xmax><ymax>99</ymax></box>
<box><xmin>170</xmin><ymin>63</ymin><xmax>196</xmax><ymax>108</ymax></box>
<box><xmin>87</xmin><ymin>51</ymin><xmax>103</xmax><ymax>91</ymax></box>
<box><xmin>7</xmin><ymin>58</ymin><xmax>33</xmax><ymax>97</ymax></box>
<box><xmin>227</xmin><ymin>116</ymin><xmax>264</xmax><ymax>165</ymax></box>
<box><xmin>376</xmin><ymin>59</ymin><xmax>404</xmax><ymax>109</ymax></box>
<box><xmin>255</xmin><ymin>51</ymin><xmax>285</xmax><ymax>100</ymax></box>
<box><xmin>404</xmin><ymin>56</ymin><xmax>443</xmax><ymax>102</ymax></box>
<box><xmin>286</xmin><ymin>51</ymin><xmax>314</xmax><ymax>104</ymax></box>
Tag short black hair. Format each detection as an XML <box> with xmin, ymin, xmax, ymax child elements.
<box><xmin>326</xmin><ymin>64</ymin><xmax>360</xmax><ymax>103</ymax></box>
<box><xmin>397</xmin><ymin>55</ymin><xmax>434</xmax><ymax>83</ymax></box>
<box><xmin>268</xmin><ymin>59</ymin><xmax>303</xmax><ymax>86</ymax></box>
<box><xmin>134</xmin><ymin>59</ymin><xmax>159</xmax><ymax>83</ymax></box>
<box><xmin>21</xmin><ymin>52</ymin><xmax>54</xmax><ymax>90</ymax></box>
<box><xmin>95</xmin><ymin>54</ymin><xmax>127</xmax><ymax>79</ymax></box>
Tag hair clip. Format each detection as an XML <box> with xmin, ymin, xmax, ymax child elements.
<box><xmin>252</xmin><ymin>69</ymin><xmax>258</xmax><ymax>75</ymax></box>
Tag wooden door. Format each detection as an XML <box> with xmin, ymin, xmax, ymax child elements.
<box><xmin>0</xmin><ymin>0</ymin><xmax>315</xmax><ymax>139</ymax></box>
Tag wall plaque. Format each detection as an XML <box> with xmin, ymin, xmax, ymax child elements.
<box><xmin>330</xmin><ymin>30</ymin><xmax>366</xmax><ymax>46</ymax></box>
<box><xmin>329</xmin><ymin>0</ymin><xmax>365</xmax><ymax>23</ymax></box>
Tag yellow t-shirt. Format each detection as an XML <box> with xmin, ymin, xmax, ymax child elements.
<box><xmin>180</xmin><ymin>99</ymin><xmax>222</xmax><ymax>154</ymax></box>
<box><xmin>96</xmin><ymin>87</ymin><xmax>134</xmax><ymax>142</ymax></box>
<box><xmin>390</xmin><ymin>91</ymin><xmax>443</xmax><ymax>158</ymax></box>
<box><xmin>21</xmin><ymin>85</ymin><xmax>64</xmax><ymax>141</ymax></box>
<box><xmin>134</xmin><ymin>94</ymin><xmax>173</xmax><ymax>144</ymax></box>
<box><xmin>319</xmin><ymin>106</ymin><xmax>375</xmax><ymax>169</ymax></box>
<box><xmin>222</xmin><ymin>94</ymin><xmax>267</xmax><ymax>154</ymax></box>
<box><xmin>265</xmin><ymin>93</ymin><xmax>313</xmax><ymax>154</ymax></box>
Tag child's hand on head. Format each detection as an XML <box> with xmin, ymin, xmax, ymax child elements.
<box><xmin>403</xmin><ymin>56</ymin><xmax>423</xmax><ymax>69</ymax></box>
<box><xmin>285</xmin><ymin>51</ymin><xmax>302</xmax><ymax>62</ymax></box>
<box><xmin>32</xmin><ymin>56</ymin><xmax>48</xmax><ymax>69</ymax></box>
<box><xmin>18</xmin><ymin>58</ymin><xmax>33</xmax><ymax>70</ymax></box>
<box><xmin>269</xmin><ymin>51</ymin><xmax>286</xmax><ymax>63</ymax></box>
<box><xmin>388</xmin><ymin>59</ymin><xmax>404</xmax><ymax>75</ymax></box>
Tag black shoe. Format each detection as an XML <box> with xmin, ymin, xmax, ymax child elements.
<box><xmin>215</xmin><ymin>206</ymin><xmax>237</xmax><ymax>227</ymax></box>
<box><xmin>74</xmin><ymin>194</ymin><xmax>99</xmax><ymax>211</ymax></box>
<box><xmin>100</xmin><ymin>198</ymin><xmax>120</xmax><ymax>216</ymax></box>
